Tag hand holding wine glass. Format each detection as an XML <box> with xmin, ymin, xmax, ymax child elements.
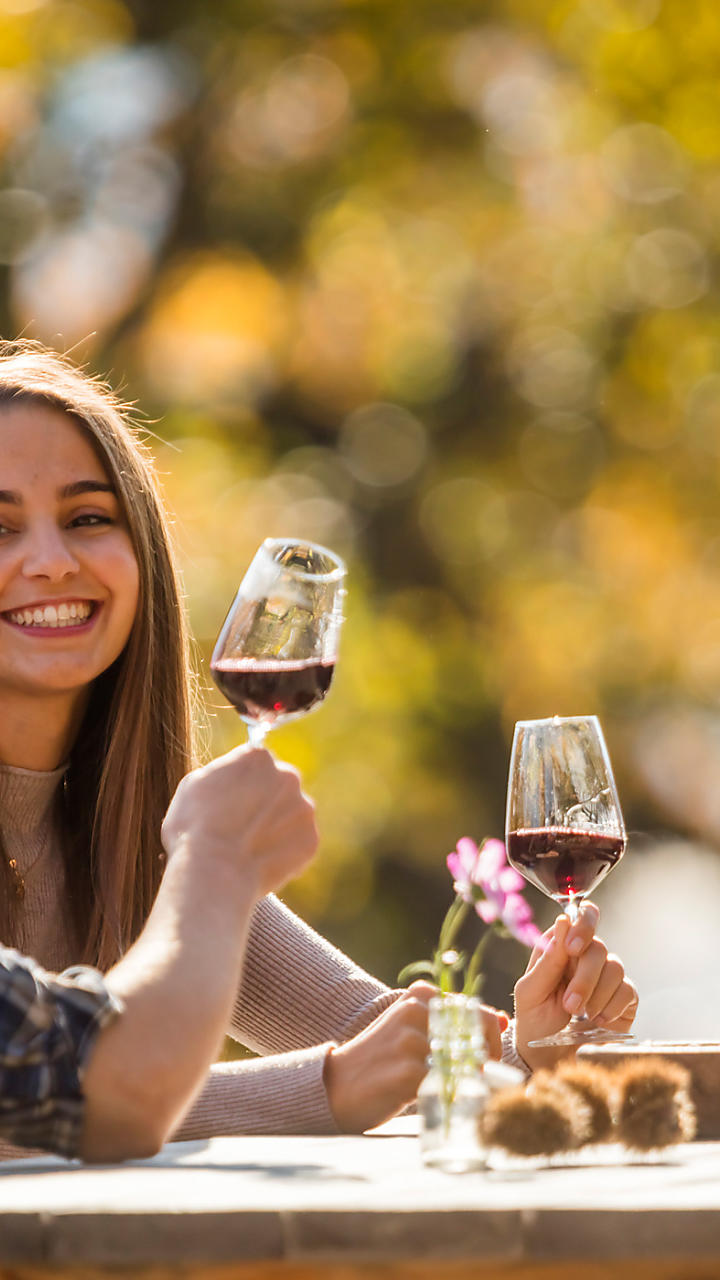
<box><xmin>505</xmin><ymin>714</ymin><xmax>633</xmax><ymax>1048</ymax></box>
<box><xmin>211</xmin><ymin>537</ymin><xmax>346</xmax><ymax>748</ymax></box>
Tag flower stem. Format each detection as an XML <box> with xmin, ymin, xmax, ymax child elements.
<box><xmin>463</xmin><ymin>928</ymin><xmax>491</xmax><ymax>996</ymax></box>
<box><xmin>434</xmin><ymin>895</ymin><xmax>471</xmax><ymax>992</ymax></box>
<box><xmin>437</xmin><ymin>895</ymin><xmax>469</xmax><ymax>955</ymax></box>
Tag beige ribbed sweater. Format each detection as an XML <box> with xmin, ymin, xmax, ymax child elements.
<box><xmin>0</xmin><ymin>764</ymin><xmax>525</xmax><ymax>1158</ymax></box>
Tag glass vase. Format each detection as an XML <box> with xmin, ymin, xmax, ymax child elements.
<box><xmin>418</xmin><ymin>994</ymin><xmax>489</xmax><ymax>1173</ymax></box>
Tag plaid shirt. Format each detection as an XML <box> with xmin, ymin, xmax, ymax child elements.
<box><xmin>0</xmin><ymin>947</ymin><xmax>122</xmax><ymax>1159</ymax></box>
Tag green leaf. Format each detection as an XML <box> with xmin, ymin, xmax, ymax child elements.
<box><xmin>437</xmin><ymin>895</ymin><xmax>470</xmax><ymax>954</ymax></box>
<box><xmin>397</xmin><ymin>959</ymin><xmax>435</xmax><ymax>984</ymax></box>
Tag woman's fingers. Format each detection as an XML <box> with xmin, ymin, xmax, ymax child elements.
<box><xmin>480</xmin><ymin>1007</ymin><xmax>507</xmax><ymax>1060</ymax></box>
<box><xmin>526</xmin><ymin>919</ymin><xmax>561</xmax><ymax>971</ymax></box>
<box><xmin>562</xmin><ymin>941</ymin><xmax>638</xmax><ymax>1031</ymax></box>
<box><xmin>582</xmin><ymin>953</ymin><xmax>626</xmax><ymax>1020</ymax></box>
<box><xmin>514</xmin><ymin>901</ymin><xmax>639</xmax><ymax>1068</ymax></box>
<box><xmin>524</xmin><ymin>900</ymin><xmax>598</xmax><ymax>977</ymax></box>
<box><xmin>517</xmin><ymin>917</ymin><xmax>571</xmax><ymax>1006</ymax></box>
<box><xmin>323</xmin><ymin>997</ymin><xmax>429</xmax><ymax>1132</ymax></box>
<box><xmin>401</xmin><ymin>980</ymin><xmax>437</xmax><ymax>1015</ymax></box>
<box><xmin>598</xmin><ymin>990</ymin><xmax>638</xmax><ymax>1031</ymax></box>
<box><xmin>400</xmin><ymin>981</ymin><xmax>507</xmax><ymax>1057</ymax></box>
<box><xmin>562</xmin><ymin>937</ymin><xmax>609</xmax><ymax>1015</ymax></box>
<box><xmin>565</xmin><ymin>901</ymin><xmax>599</xmax><ymax>955</ymax></box>
<box><xmin>588</xmin><ymin>968</ymin><xmax>639</xmax><ymax>1026</ymax></box>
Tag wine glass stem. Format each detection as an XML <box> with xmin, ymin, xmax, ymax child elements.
<box><xmin>247</xmin><ymin>722</ymin><xmax>269</xmax><ymax>749</ymax></box>
<box><xmin>564</xmin><ymin>895</ymin><xmax>590</xmax><ymax>1028</ymax></box>
<box><xmin>565</xmin><ymin>896</ymin><xmax>581</xmax><ymax>925</ymax></box>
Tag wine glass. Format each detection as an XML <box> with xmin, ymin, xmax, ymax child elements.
<box><xmin>211</xmin><ymin>537</ymin><xmax>346</xmax><ymax>748</ymax></box>
<box><xmin>505</xmin><ymin>714</ymin><xmax>632</xmax><ymax>1048</ymax></box>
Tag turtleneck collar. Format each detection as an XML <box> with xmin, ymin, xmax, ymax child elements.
<box><xmin>0</xmin><ymin>763</ymin><xmax>67</xmax><ymax>835</ymax></box>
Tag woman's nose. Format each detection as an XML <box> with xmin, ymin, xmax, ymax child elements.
<box><xmin>22</xmin><ymin>525</ymin><xmax>80</xmax><ymax>580</ymax></box>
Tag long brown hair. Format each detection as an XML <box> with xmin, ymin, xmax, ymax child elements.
<box><xmin>0</xmin><ymin>340</ymin><xmax>198</xmax><ymax>967</ymax></box>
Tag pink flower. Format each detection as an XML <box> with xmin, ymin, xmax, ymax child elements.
<box><xmin>446</xmin><ymin>836</ymin><xmax>542</xmax><ymax>948</ymax></box>
<box><xmin>446</xmin><ymin>836</ymin><xmax>486</xmax><ymax>903</ymax></box>
<box><xmin>500</xmin><ymin>891</ymin><xmax>543</xmax><ymax>948</ymax></box>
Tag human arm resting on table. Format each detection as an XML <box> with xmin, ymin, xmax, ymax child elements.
<box><xmin>0</xmin><ymin>747</ymin><xmax>318</xmax><ymax>1163</ymax></box>
<box><xmin>172</xmin><ymin>897</ymin><xmax>524</xmax><ymax>1140</ymax></box>
<box><xmin>81</xmin><ymin>746</ymin><xmax>317</xmax><ymax>1162</ymax></box>
<box><xmin>0</xmin><ymin>949</ymin><xmax>121</xmax><ymax>1159</ymax></box>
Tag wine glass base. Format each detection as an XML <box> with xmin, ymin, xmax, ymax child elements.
<box><xmin>528</xmin><ymin>1027</ymin><xmax>637</xmax><ymax>1049</ymax></box>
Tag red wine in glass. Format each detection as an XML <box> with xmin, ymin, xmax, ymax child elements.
<box><xmin>505</xmin><ymin>714</ymin><xmax>631</xmax><ymax>1048</ymax></box>
<box><xmin>505</xmin><ymin>828</ymin><xmax>624</xmax><ymax>906</ymax></box>
<box><xmin>211</xmin><ymin>657</ymin><xmax>335</xmax><ymax>729</ymax></box>
<box><xmin>211</xmin><ymin>537</ymin><xmax>345</xmax><ymax>747</ymax></box>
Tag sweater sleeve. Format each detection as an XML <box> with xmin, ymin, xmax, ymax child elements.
<box><xmin>171</xmin><ymin>895</ymin><xmax>399</xmax><ymax>1140</ymax></box>
<box><xmin>170</xmin><ymin>1047</ymin><xmax>339</xmax><ymax>1138</ymax></box>
<box><xmin>500</xmin><ymin>1019</ymin><xmax>532</xmax><ymax>1078</ymax></box>
<box><xmin>171</xmin><ymin>897</ymin><xmax>533</xmax><ymax>1142</ymax></box>
<box><xmin>228</xmin><ymin>894</ymin><xmax>398</xmax><ymax>1052</ymax></box>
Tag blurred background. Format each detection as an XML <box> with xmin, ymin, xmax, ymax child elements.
<box><xmin>1</xmin><ymin>0</ymin><xmax>719</xmax><ymax>1039</ymax></box>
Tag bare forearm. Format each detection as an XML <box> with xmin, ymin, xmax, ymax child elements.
<box><xmin>79</xmin><ymin>746</ymin><xmax>318</xmax><ymax>1162</ymax></box>
<box><xmin>80</xmin><ymin>844</ymin><xmax>259</xmax><ymax>1161</ymax></box>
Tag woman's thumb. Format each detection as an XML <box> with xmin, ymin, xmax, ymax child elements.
<box><xmin>515</xmin><ymin>916</ymin><xmax>570</xmax><ymax>1007</ymax></box>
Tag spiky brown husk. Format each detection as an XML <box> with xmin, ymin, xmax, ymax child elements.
<box><xmin>482</xmin><ymin>1082</ymin><xmax>588</xmax><ymax>1157</ymax></box>
<box><xmin>542</xmin><ymin>1062</ymin><xmax>615</xmax><ymax>1143</ymax></box>
<box><xmin>614</xmin><ymin>1059</ymin><xmax>697</xmax><ymax>1150</ymax></box>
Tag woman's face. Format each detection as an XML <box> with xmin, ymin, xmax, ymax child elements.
<box><xmin>0</xmin><ymin>401</ymin><xmax>140</xmax><ymax>706</ymax></box>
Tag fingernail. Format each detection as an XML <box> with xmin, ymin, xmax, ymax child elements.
<box><xmin>564</xmin><ymin>992</ymin><xmax>582</xmax><ymax>1014</ymax></box>
<box><xmin>568</xmin><ymin>938</ymin><xmax>584</xmax><ymax>955</ymax></box>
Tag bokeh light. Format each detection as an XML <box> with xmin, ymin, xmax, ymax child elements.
<box><xmin>5</xmin><ymin>0</ymin><xmax>720</xmax><ymax>1014</ymax></box>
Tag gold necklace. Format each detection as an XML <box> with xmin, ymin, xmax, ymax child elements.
<box><xmin>5</xmin><ymin>857</ymin><xmax>25</xmax><ymax>901</ymax></box>
<box><xmin>0</xmin><ymin>770</ymin><xmax>65</xmax><ymax>904</ymax></box>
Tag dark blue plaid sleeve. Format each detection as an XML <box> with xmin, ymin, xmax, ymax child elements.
<box><xmin>0</xmin><ymin>947</ymin><xmax>123</xmax><ymax>1159</ymax></box>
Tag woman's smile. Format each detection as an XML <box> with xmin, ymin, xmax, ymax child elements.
<box><xmin>3</xmin><ymin>599</ymin><xmax>97</xmax><ymax>630</ymax></box>
<box><xmin>0</xmin><ymin>402</ymin><xmax>140</xmax><ymax>713</ymax></box>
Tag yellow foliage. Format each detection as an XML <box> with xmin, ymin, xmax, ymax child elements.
<box><xmin>10</xmin><ymin>0</ymin><xmax>720</xmax><ymax>976</ymax></box>
<box><xmin>139</xmin><ymin>251</ymin><xmax>290</xmax><ymax>403</ymax></box>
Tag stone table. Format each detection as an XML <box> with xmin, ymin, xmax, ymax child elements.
<box><xmin>1</xmin><ymin>1117</ymin><xmax>720</xmax><ymax>1279</ymax></box>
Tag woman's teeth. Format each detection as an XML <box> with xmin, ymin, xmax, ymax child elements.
<box><xmin>6</xmin><ymin>602</ymin><xmax>94</xmax><ymax>628</ymax></box>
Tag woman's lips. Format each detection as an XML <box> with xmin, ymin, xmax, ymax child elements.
<box><xmin>2</xmin><ymin>600</ymin><xmax>98</xmax><ymax>631</ymax></box>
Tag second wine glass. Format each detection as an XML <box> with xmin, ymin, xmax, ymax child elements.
<box><xmin>505</xmin><ymin>714</ymin><xmax>632</xmax><ymax>1047</ymax></box>
<box><xmin>211</xmin><ymin>537</ymin><xmax>346</xmax><ymax>747</ymax></box>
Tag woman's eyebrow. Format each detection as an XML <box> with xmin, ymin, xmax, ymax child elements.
<box><xmin>60</xmin><ymin>480</ymin><xmax>116</xmax><ymax>499</ymax></box>
<box><xmin>0</xmin><ymin>480</ymin><xmax>115</xmax><ymax>504</ymax></box>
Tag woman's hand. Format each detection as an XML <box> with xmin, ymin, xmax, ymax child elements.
<box><xmin>323</xmin><ymin>981</ymin><xmax>509</xmax><ymax>1133</ymax></box>
<box><xmin>160</xmin><ymin>746</ymin><xmax>318</xmax><ymax>899</ymax></box>
<box><xmin>513</xmin><ymin>902</ymin><xmax>638</xmax><ymax>1071</ymax></box>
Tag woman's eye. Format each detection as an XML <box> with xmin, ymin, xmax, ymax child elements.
<box><xmin>69</xmin><ymin>513</ymin><xmax>114</xmax><ymax>528</ymax></box>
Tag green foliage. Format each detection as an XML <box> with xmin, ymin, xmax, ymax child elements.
<box><xmin>3</xmin><ymin>0</ymin><xmax>720</xmax><ymax>996</ymax></box>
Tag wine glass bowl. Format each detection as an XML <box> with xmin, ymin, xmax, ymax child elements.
<box><xmin>505</xmin><ymin>714</ymin><xmax>631</xmax><ymax>1048</ymax></box>
<box><xmin>211</xmin><ymin>537</ymin><xmax>346</xmax><ymax>747</ymax></box>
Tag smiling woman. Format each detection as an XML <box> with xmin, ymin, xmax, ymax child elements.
<box><xmin>0</xmin><ymin>340</ymin><xmax>433</xmax><ymax>1149</ymax></box>
<box><xmin>0</xmin><ymin>351</ymin><xmax>192</xmax><ymax>972</ymax></box>
<box><xmin>0</xmin><ymin>404</ymin><xmax>139</xmax><ymax>743</ymax></box>
<box><xmin>0</xmin><ymin>340</ymin><xmax>638</xmax><ymax>1162</ymax></box>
